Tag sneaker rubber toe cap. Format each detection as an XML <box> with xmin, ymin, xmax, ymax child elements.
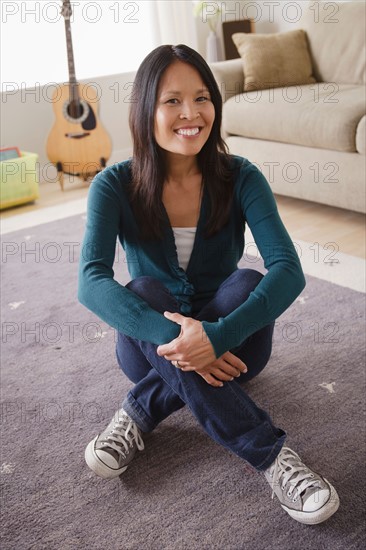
<box><xmin>303</xmin><ymin>487</ymin><xmax>330</xmax><ymax>512</ymax></box>
<box><xmin>95</xmin><ymin>449</ymin><xmax>120</xmax><ymax>469</ymax></box>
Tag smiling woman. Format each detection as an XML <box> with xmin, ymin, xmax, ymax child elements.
<box><xmin>78</xmin><ymin>44</ymin><xmax>340</xmax><ymax>526</ymax></box>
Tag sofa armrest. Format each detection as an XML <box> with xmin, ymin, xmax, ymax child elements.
<box><xmin>209</xmin><ymin>59</ymin><xmax>244</xmax><ymax>102</ymax></box>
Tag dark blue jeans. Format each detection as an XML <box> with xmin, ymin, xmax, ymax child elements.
<box><xmin>116</xmin><ymin>269</ymin><xmax>286</xmax><ymax>471</ymax></box>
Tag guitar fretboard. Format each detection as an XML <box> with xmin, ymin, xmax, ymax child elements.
<box><xmin>63</xmin><ymin>1</ymin><xmax>79</xmax><ymax>105</ymax></box>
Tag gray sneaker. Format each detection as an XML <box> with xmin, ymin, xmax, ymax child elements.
<box><xmin>264</xmin><ymin>446</ymin><xmax>339</xmax><ymax>524</ymax></box>
<box><xmin>85</xmin><ymin>408</ymin><xmax>145</xmax><ymax>479</ymax></box>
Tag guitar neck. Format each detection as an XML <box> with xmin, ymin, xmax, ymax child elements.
<box><xmin>64</xmin><ymin>16</ymin><xmax>79</xmax><ymax>102</ymax></box>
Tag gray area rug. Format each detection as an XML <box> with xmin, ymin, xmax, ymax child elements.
<box><xmin>1</xmin><ymin>214</ymin><xmax>365</xmax><ymax>550</ymax></box>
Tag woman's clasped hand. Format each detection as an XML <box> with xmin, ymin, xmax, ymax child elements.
<box><xmin>156</xmin><ymin>311</ymin><xmax>247</xmax><ymax>387</ymax></box>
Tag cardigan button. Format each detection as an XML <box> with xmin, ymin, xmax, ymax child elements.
<box><xmin>183</xmin><ymin>285</ymin><xmax>194</xmax><ymax>295</ymax></box>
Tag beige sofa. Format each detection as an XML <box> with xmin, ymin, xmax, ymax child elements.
<box><xmin>210</xmin><ymin>1</ymin><xmax>366</xmax><ymax>213</ymax></box>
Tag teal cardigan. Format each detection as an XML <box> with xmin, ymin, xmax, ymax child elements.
<box><xmin>78</xmin><ymin>155</ymin><xmax>306</xmax><ymax>358</ymax></box>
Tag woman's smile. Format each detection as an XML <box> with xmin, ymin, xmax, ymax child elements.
<box><xmin>174</xmin><ymin>126</ymin><xmax>203</xmax><ymax>137</ymax></box>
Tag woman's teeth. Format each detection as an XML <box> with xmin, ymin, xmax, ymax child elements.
<box><xmin>176</xmin><ymin>128</ymin><xmax>200</xmax><ymax>136</ymax></box>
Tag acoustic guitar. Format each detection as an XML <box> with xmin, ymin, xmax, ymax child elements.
<box><xmin>46</xmin><ymin>0</ymin><xmax>112</xmax><ymax>190</ymax></box>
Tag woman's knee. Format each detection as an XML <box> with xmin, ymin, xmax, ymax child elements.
<box><xmin>126</xmin><ymin>276</ymin><xmax>179</xmax><ymax>313</ymax></box>
<box><xmin>126</xmin><ymin>275</ymin><xmax>162</xmax><ymax>295</ymax></box>
<box><xmin>219</xmin><ymin>269</ymin><xmax>264</xmax><ymax>301</ymax></box>
<box><xmin>232</xmin><ymin>268</ymin><xmax>264</xmax><ymax>289</ymax></box>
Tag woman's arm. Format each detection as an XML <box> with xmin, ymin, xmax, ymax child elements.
<box><xmin>78</xmin><ymin>169</ymin><xmax>180</xmax><ymax>345</ymax></box>
<box><xmin>201</xmin><ymin>160</ymin><xmax>306</xmax><ymax>358</ymax></box>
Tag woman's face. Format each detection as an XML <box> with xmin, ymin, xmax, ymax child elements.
<box><xmin>154</xmin><ymin>61</ymin><xmax>215</xmax><ymax>160</ymax></box>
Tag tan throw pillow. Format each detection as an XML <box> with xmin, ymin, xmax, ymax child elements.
<box><xmin>232</xmin><ymin>29</ymin><xmax>315</xmax><ymax>92</ymax></box>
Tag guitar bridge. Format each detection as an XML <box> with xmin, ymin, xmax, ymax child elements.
<box><xmin>65</xmin><ymin>132</ymin><xmax>90</xmax><ymax>139</ymax></box>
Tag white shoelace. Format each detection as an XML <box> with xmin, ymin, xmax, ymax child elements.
<box><xmin>101</xmin><ymin>413</ymin><xmax>145</xmax><ymax>458</ymax></box>
<box><xmin>269</xmin><ymin>447</ymin><xmax>319</xmax><ymax>502</ymax></box>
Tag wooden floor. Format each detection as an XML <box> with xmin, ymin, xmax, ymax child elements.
<box><xmin>274</xmin><ymin>195</ymin><xmax>365</xmax><ymax>258</ymax></box>
<box><xmin>1</xmin><ymin>177</ymin><xmax>365</xmax><ymax>258</ymax></box>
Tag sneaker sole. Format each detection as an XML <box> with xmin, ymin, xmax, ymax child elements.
<box><xmin>281</xmin><ymin>479</ymin><xmax>340</xmax><ymax>525</ymax></box>
<box><xmin>85</xmin><ymin>436</ymin><xmax>129</xmax><ymax>480</ymax></box>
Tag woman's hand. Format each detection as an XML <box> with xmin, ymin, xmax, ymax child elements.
<box><xmin>184</xmin><ymin>351</ymin><xmax>247</xmax><ymax>387</ymax></box>
<box><xmin>157</xmin><ymin>311</ymin><xmax>216</xmax><ymax>368</ymax></box>
<box><xmin>156</xmin><ymin>312</ymin><xmax>247</xmax><ymax>386</ymax></box>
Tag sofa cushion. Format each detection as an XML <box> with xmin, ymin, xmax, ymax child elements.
<box><xmin>300</xmin><ymin>1</ymin><xmax>365</xmax><ymax>85</ymax></box>
<box><xmin>223</xmin><ymin>84</ymin><xmax>365</xmax><ymax>152</ymax></box>
<box><xmin>209</xmin><ymin>58</ymin><xmax>244</xmax><ymax>101</ymax></box>
<box><xmin>356</xmin><ymin>116</ymin><xmax>366</xmax><ymax>155</ymax></box>
<box><xmin>232</xmin><ymin>29</ymin><xmax>315</xmax><ymax>92</ymax></box>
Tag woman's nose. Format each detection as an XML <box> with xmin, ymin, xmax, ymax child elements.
<box><xmin>179</xmin><ymin>103</ymin><xmax>200</xmax><ymax>120</ymax></box>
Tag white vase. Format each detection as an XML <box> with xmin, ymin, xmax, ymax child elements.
<box><xmin>206</xmin><ymin>30</ymin><xmax>223</xmax><ymax>63</ymax></box>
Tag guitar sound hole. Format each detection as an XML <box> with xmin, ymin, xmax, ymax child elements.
<box><xmin>67</xmin><ymin>100</ymin><xmax>84</xmax><ymax>119</ymax></box>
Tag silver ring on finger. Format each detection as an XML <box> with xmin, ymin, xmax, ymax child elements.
<box><xmin>174</xmin><ymin>360</ymin><xmax>182</xmax><ymax>369</ymax></box>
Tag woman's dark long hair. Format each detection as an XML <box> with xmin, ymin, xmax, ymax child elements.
<box><xmin>129</xmin><ymin>44</ymin><xmax>234</xmax><ymax>239</ymax></box>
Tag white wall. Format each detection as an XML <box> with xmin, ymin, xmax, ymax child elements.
<box><xmin>233</xmin><ymin>0</ymin><xmax>355</xmax><ymax>34</ymax></box>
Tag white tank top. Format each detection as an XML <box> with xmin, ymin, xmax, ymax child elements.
<box><xmin>172</xmin><ymin>227</ymin><xmax>197</xmax><ymax>271</ymax></box>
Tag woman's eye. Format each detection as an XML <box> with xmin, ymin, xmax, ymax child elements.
<box><xmin>166</xmin><ymin>98</ymin><xmax>179</xmax><ymax>104</ymax></box>
<box><xmin>196</xmin><ymin>96</ymin><xmax>209</xmax><ymax>102</ymax></box>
